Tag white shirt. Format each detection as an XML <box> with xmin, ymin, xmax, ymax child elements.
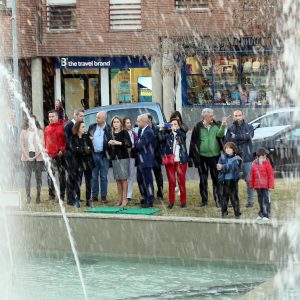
<box><xmin>173</xmin><ymin>132</ymin><xmax>180</xmax><ymax>162</ymax></box>
<box><xmin>141</xmin><ymin>125</ymin><xmax>148</xmax><ymax>136</ymax></box>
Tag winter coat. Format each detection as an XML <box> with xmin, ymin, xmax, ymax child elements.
<box><xmin>109</xmin><ymin>130</ymin><xmax>132</xmax><ymax>160</ymax></box>
<box><xmin>250</xmin><ymin>159</ymin><xmax>274</xmax><ymax>189</ymax></box>
<box><xmin>226</xmin><ymin>121</ymin><xmax>254</xmax><ymax>163</ymax></box>
<box><xmin>160</xmin><ymin>128</ymin><xmax>189</xmax><ymax>164</ymax></box>
<box><xmin>70</xmin><ymin>133</ymin><xmax>95</xmax><ymax>172</ymax></box>
<box><xmin>20</xmin><ymin>128</ymin><xmax>44</xmax><ymax>161</ymax></box>
<box><xmin>44</xmin><ymin>120</ymin><xmax>66</xmax><ymax>158</ymax></box>
<box><xmin>189</xmin><ymin>120</ymin><xmax>225</xmax><ymax>167</ymax></box>
<box><xmin>218</xmin><ymin>153</ymin><xmax>242</xmax><ymax>182</ymax></box>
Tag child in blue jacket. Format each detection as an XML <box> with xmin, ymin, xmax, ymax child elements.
<box><xmin>217</xmin><ymin>142</ymin><xmax>242</xmax><ymax>219</ymax></box>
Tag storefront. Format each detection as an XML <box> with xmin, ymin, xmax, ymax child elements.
<box><xmin>181</xmin><ymin>37</ymin><xmax>280</xmax><ymax>108</ymax></box>
<box><xmin>55</xmin><ymin>56</ymin><xmax>151</xmax><ymax>117</ymax></box>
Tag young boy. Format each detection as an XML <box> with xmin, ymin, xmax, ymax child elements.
<box><xmin>217</xmin><ymin>142</ymin><xmax>242</xmax><ymax>219</ymax></box>
<box><xmin>250</xmin><ymin>147</ymin><xmax>274</xmax><ymax>220</ymax></box>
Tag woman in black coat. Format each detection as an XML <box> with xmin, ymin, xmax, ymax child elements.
<box><xmin>70</xmin><ymin>121</ymin><xmax>95</xmax><ymax>208</ymax></box>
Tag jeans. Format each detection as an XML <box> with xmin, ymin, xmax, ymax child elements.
<box><xmin>24</xmin><ymin>161</ymin><xmax>43</xmax><ymax>201</ymax></box>
<box><xmin>243</xmin><ymin>162</ymin><xmax>254</xmax><ymax>204</ymax></box>
<box><xmin>257</xmin><ymin>189</ymin><xmax>271</xmax><ymax>218</ymax></box>
<box><xmin>92</xmin><ymin>153</ymin><xmax>109</xmax><ymax>199</ymax></box>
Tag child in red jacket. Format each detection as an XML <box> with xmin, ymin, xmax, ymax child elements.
<box><xmin>250</xmin><ymin>148</ymin><xmax>274</xmax><ymax>220</ymax></box>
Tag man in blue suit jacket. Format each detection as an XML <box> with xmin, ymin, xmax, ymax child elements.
<box><xmin>135</xmin><ymin>114</ymin><xmax>155</xmax><ymax>208</ymax></box>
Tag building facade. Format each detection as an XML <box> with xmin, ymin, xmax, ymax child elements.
<box><xmin>0</xmin><ymin>0</ymin><xmax>279</xmax><ymax>126</ymax></box>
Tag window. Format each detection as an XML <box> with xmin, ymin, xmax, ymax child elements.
<box><xmin>175</xmin><ymin>0</ymin><xmax>209</xmax><ymax>11</ymax></box>
<box><xmin>47</xmin><ymin>0</ymin><xmax>76</xmax><ymax>31</ymax></box>
<box><xmin>0</xmin><ymin>0</ymin><xmax>12</xmax><ymax>10</ymax></box>
<box><xmin>185</xmin><ymin>55</ymin><xmax>278</xmax><ymax>106</ymax></box>
<box><xmin>110</xmin><ymin>0</ymin><xmax>141</xmax><ymax>31</ymax></box>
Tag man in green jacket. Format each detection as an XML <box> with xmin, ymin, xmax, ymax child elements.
<box><xmin>189</xmin><ymin>108</ymin><xmax>229</xmax><ymax>207</ymax></box>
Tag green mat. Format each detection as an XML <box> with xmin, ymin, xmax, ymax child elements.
<box><xmin>84</xmin><ymin>207</ymin><xmax>160</xmax><ymax>215</ymax></box>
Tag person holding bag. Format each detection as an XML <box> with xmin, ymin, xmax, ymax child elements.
<box><xmin>108</xmin><ymin>116</ymin><xmax>132</xmax><ymax>207</ymax></box>
<box><xmin>20</xmin><ymin>115</ymin><xmax>44</xmax><ymax>204</ymax></box>
<box><xmin>161</xmin><ymin>118</ymin><xmax>188</xmax><ymax>209</ymax></box>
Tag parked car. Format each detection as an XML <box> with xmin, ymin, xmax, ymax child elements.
<box><xmin>253</xmin><ymin>123</ymin><xmax>300</xmax><ymax>175</ymax></box>
<box><xmin>84</xmin><ymin>102</ymin><xmax>166</xmax><ymax>130</ymax></box>
<box><xmin>249</xmin><ymin>107</ymin><xmax>300</xmax><ymax>140</ymax></box>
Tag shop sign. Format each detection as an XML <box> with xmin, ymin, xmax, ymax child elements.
<box><xmin>55</xmin><ymin>56</ymin><xmax>150</xmax><ymax>69</ymax></box>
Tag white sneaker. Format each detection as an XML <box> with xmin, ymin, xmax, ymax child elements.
<box><xmin>256</xmin><ymin>216</ymin><xmax>263</xmax><ymax>220</ymax></box>
<box><xmin>262</xmin><ymin>217</ymin><xmax>270</xmax><ymax>221</ymax></box>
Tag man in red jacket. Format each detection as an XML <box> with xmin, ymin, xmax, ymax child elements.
<box><xmin>250</xmin><ymin>148</ymin><xmax>274</xmax><ymax>220</ymax></box>
<box><xmin>44</xmin><ymin>110</ymin><xmax>66</xmax><ymax>201</ymax></box>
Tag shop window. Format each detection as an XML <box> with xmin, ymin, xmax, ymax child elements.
<box><xmin>175</xmin><ymin>0</ymin><xmax>209</xmax><ymax>11</ymax></box>
<box><xmin>241</xmin><ymin>56</ymin><xmax>277</xmax><ymax>106</ymax></box>
<box><xmin>110</xmin><ymin>0</ymin><xmax>142</xmax><ymax>31</ymax></box>
<box><xmin>47</xmin><ymin>0</ymin><xmax>76</xmax><ymax>31</ymax></box>
<box><xmin>110</xmin><ymin>68</ymin><xmax>151</xmax><ymax>105</ymax></box>
<box><xmin>185</xmin><ymin>55</ymin><xmax>278</xmax><ymax>106</ymax></box>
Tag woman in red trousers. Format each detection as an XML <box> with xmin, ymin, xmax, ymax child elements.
<box><xmin>160</xmin><ymin>118</ymin><xmax>189</xmax><ymax>208</ymax></box>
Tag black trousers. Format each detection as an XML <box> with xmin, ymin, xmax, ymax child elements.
<box><xmin>24</xmin><ymin>161</ymin><xmax>43</xmax><ymax>200</ymax></box>
<box><xmin>153</xmin><ymin>165</ymin><xmax>164</xmax><ymax>198</ymax></box>
<box><xmin>220</xmin><ymin>180</ymin><xmax>241</xmax><ymax>217</ymax></box>
<box><xmin>65</xmin><ymin>151</ymin><xmax>76</xmax><ymax>204</ymax></box>
<box><xmin>197</xmin><ymin>155</ymin><xmax>221</xmax><ymax>205</ymax></box>
<box><xmin>74</xmin><ymin>169</ymin><xmax>92</xmax><ymax>203</ymax></box>
<box><xmin>47</xmin><ymin>156</ymin><xmax>66</xmax><ymax>200</ymax></box>
<box><xmin>137</xmin><ymin>166</ymin><xmax>154</xmax><ymax>206</ymax></box>
<box><xmin>257</xmin><ymin>188</ymin><xmax>271</xmax><ymax>218</ymax></box>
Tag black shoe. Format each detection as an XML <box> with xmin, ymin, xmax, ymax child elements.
<box><xmin>36</xmin><ymin>198</ymin><xmax>41</xmax><ymax>204</ymax></box>
<box><xmin>86</xmin><ymin>201</ymin><xmax>94</xmax><ymax>208</ymax></box>
<box><xmin>215</xmin><ymin>201</ymin><xmax>220</xmax><ymax>208</ymax></box>
<box><xmin>199</xmin><ymin>202</ymin><xmax>207</xmax><ymax>207</ymax></box>
<box><xmin>167</xmin><ymin>203</ymin><xmax>174</xmax><ymax>209</ymax></box>
<box><xmin>235</xmin><ymin>215</ymin><xmax>241</xmax><ymax>219</ymax></box>
<box><xmin>127</xmin><ymin>198</ymin><xmax>131</xmax><ymax>202</ymax></box>
<box><xmin>141</xmin><ymin>203</ymin><xmax>150</xmax><ymax>208</ymax></box>
<box><xmin>180</xmin><ymin>204</ymin><xmax>187</xmax><ymax>208</ymax></box>
<box><xmin>67</xmin><ymin>202</ymin><xmax>74</xmax><ymax>206</ymax></box>
<box><xmin>245</xmin><ymin>203</ymin><xmax>254</xmax><ymax>208</ymax></box>
<box><xmin>221</xmin><ymin>212</ymin><xmax>228</xmax><ymax>219</ymax></box>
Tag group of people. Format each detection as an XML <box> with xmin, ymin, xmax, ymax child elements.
<box><xmin>19</xmin><ymin>104</ymin><xmax>274</xmax><ymax>220</ymax></box>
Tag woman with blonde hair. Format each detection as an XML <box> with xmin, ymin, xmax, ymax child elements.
<box><xmin>108</xmin><ymin>116</ymin><xmax>132</xmax><ymax>207</ymax></box>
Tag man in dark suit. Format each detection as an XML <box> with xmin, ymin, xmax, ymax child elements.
<box><xmin>135</xmin><ymin>114</ymin><xmax>155</xmax><ymax>208</ymax></box>
<box><xmin>64</xmin><ymin>108</ymin><xmax>84</xmax><ymax>205</ymax></box>
<box><xmin>87</xmin><ymin>111</ymin><xmax>112</xmax><ymax>203</ymax></box>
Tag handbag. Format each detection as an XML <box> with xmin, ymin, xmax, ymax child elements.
<box><xmin>162</xmin><ymin>138</ymin><xmax>177</xmax><ymax>165</ymax></box>
<box><xmin>162</xmin><ymin>153</ymin><xmax>175</xmax><ymax>165</ymax></box>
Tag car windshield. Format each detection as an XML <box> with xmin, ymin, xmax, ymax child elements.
<box><xmin>256</xmin><ymin>111</ymin><xmax>300</xmax><ymax>128</ymax></box>
<box><xmin>84</xmin><ymin>107</ymin><xmax>160</xmax><ymax>128</ymax></box>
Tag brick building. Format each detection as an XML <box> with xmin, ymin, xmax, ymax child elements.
<box><xmin>0</xmin><ymin>0</ymin><xmax>279</xmax><ymax>125</ymax></box>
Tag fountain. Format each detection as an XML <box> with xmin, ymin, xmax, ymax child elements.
<box><xmin>1</xmin><ymin>0</ymin><xmax>300</xmax><ymax>299</ymax></box>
